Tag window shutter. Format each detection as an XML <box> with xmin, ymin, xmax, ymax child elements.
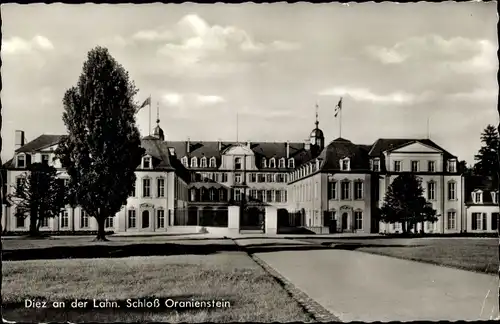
<box><xmin>472</xmin><ymin>214</ymin><xmax>477</xmax><ymax>230</ymax></box>
<box><xmin>483</xmin><ymin>213</ymin><xmax>487</xmax><ymax>230</ymax></box>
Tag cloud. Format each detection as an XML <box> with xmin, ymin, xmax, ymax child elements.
<box><xmin>132</xmin><ymin>30</ymin><xmax>174</xmax><ymax>42</ymax></box>
<box><xmin>162</xmin><ymin>93</ymin><xmax>183</xmax><ymax>105</ymax></box>
<box><xmin>3</xmin><ymin>35</ymin><xmax>54</xmax><ymax>55</ymax></box>
<box><xmin>318</xmin><ymin>86</ymin><xmax>416</xmax><ymax>104</ymax></box>
<box><xmin>446</xmin><ymin>88</ymin><xmax>498</xmax><ymax>102</ymax></box>
<box><xmin>196</xmin><ymin>95</ymin><xmax>225</xmax><ymax>105</ymax></box>
<box><xmin>366</xmin><ymin>35</ymin><xmax>497</xmax><ymax>74</ymax></box>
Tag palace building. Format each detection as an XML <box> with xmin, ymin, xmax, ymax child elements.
<box><xmin>2</xmin><ymin>113</ymin><xmax>483</xmax><ymax>235</ymax></box>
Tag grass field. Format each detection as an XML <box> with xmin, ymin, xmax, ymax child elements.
<box><xmin>302</xmin><ymin>237</ymin><xmax>499</xmax><ymax>275</ymax></box>
<box><xmin>2</xmin><ymin>242</ymin><xmax>312</xmax><ymax>322</ymax></box>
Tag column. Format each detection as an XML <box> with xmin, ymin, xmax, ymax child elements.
<box><xmin>265</xmin><ymin>206</ymin><xmax>278</xmax><ymax>234</ymax></box>
<box><xmin>228</xmin><ymin>206</ymin><xmax>240</xmax><ymax>235</ymax></box>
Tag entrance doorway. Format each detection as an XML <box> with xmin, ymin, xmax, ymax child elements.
<box><xmin>342</xmin><ymin>212</ymin><xmax>348</xmax><ymax>231</ymax></box>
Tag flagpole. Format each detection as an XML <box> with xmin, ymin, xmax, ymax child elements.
<box><xmin>427</xmin><ymin>116</ymin><xmax>430</xmax><ymax>139</ymax></box>
<box><xmin>236</xmin><ymin>112</ymin><xmax>239</xmax><ymax>143</ymax></box>
<box><xmin>148</xmin><ymin>94</ymin><xmax>151</xmax><ymax>136</ymax></box>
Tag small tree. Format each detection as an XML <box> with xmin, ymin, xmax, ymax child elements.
<box><xmin>55</xmin><ymin>46</ymin><xmax>145</xmax><ymax>241</ymax></box>
<box><xmin>380</xmin><ymin>174</ymin><xmax>437</xmax><ymax>234</ymax></box>
<box><xmin>7</xmin><ymin>163</ymin><xmax>66</xmax><ymax>236</ymax></box>
<box><xmin>474</xmin><ymin>125</ymin><xmax>499</xmax><ymax>185</ymax></box>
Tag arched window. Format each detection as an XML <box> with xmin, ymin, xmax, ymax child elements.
<box><xmin>191</xmin><ymin>157</ymin><xmax>198</xmax><ymax>168</ymax></box>
<box><xmin>209</xmin><ymin>157</ymin><xmax>216</xmax><ymax>168</ymax></box>
<box><xmin>288</xmin><ymin>158</ymin><xmax>295</xmax><ymax>169</ymax></box>
<box><xmin>269</xmin><ymin>158</ymin><xmax>276</xmax><ymax>168</ymax></box>
<box><xmin>278</xmin><ymin>158</ymin><xmax>285</xmax><ymax>168</ymax></box>
<box><xmin>261</xmin><ymin>158</ymin><xmax>267</xmax><ymax>168</ymax></box>
<box><xmin>142</xmin><ymin>210</ymin><xmax>150</xmax><ymax>228</ymax></box>
<box><xmin>142</xmin><ymin>156</ymin><xmax>152</xmax><ymax>169</ymax></box>
<box><xmin>201</xmin><ymin>156</ymin><xmax>207</xmax><ymax>168</ymax></box>
<box><xmin>181</xmin><ymin>156</ymin><xmax>188</xmax><ymax>166</ymax></box>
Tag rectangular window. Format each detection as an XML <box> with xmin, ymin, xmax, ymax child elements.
<box><xmin>131</xmin><ymin>182</ymin><xmax>136</xmax><ymax>197</ymax></box>
<box><xmin>288</xmin><ymin>159</ymin><xmax>294</xmax><ymax>168</ymax></box>
<box><xmin>157</xmin><ymin>178</ymin><xmax>165</xmax><ymax>197</ymax></box>
<box><xmin>41</xmin><ymin>154</ymin><xmax>50</xmax><ymax>165</ymax></box>
<box><xmin>492</xmin><ymin>213</ymin><xmax>499</xmax><ymax>231</ymax></box>
<box><xmin>471</xmin><ymin>213</ymin><xmax>486</xmax><ymax>230</ymax></box>
<box><xmin>219</xmin><ymin>189</ymin><xmax>225</xmax><ymax>201</ymax></box>
<box><xmin>157</xmin><ymin>210</ymin><xmax>165</xmax><ymax>228</ymax></box>
<box><xmin>492</xmin><ymin>192</ymin><xmax>498</xmax><ymax>204</ymax></box>
<box><xmin>257</xmin><ymin>190</ymin><xmax>265</xmax><ymax>201</ymax></box>
<box><xmin>16</xmin><ymin>177</ymin><xmax>25</xmax><ymax>195</ymax></box>
<box><xmin>394</xmin><ymin>161</ymin><xmax>402</xmax><ymax>172</ymax></box>
<box><xmin>16</xmin><ymin>213</ymin><xmax>25</xmax><ymax>228</ymax></box>
<box><xmin>222</xmin><ymin>173</ymin><xmax>228</xmax><ymax>182</ymax></box>
<box><xmin>448</xmin><ymin>160</ymin><xmax>457</xmax><ymax>173</ymax></box>
<box><xmin>354</xmin><ymin>182</ymin><xmax>363</xmax><ymax>200</ymax></box>
<box><xmin>17</xmin><ymin>155</ymin><xmax>25</xmax><ymax>168</ymax></box>
<box><xmin>128</xmin><ymin>210</ymin><xmax>137</xmax><ymax>228</ymax></box>
<box><xmin>473</xmin><ymin>192</ymin><xmax>483</xmax><ymax>203</ymax></box>
<box><xmin>234</xmin><ymin>189</ymin><xmax>242</xmax><ymax>202</ymax></box>
<box><xmin>428</xmin><ymin>161</ymin><xmax>436</xmax><ymax>172</ymax></box>
<box><xmin>328</xmin><ymin>182</ymin><xmax>337</xmax><ymax>199</ymax></box>
<box><xmin>60</xmin><ymin>210</ymin><xmax>69</xmax><ymax>228</ymax></box>
<box><xmin>105</xmin><ymin>216</ymin><xmax>114</xmax><ymax>228</ymax></box>
<box><xmin>257</xmin><ymin>174</ymin><xmax>265</xmax><ymax>183</ymax></box>
<box><xmin>354</xmin><ymin>211</ymin><xmax>363</xmax><ymax>230</ymax></box>
<box><xmin>411</xmin><ymin>161</ymin><xmax>419</xmax><ymax>172</ymax></box>
<box><xmin>235</xmin><ymin>173</ymin><xmax>242</xmax><ymax>184</ymax></box>
<box><xmin>191</xmin><ymin>158</ymin><xmax>198</xmax><ymax>168</ymax></box>
<box><xmin>81</xmin><ymin>210</ymin><xmax>89</xmax><ymax>228</ymax></box>
<box><xmin>373</xmin><ymin>159</ymin><xmax>380</xmax><ymax>172</ymax></box>
<box><xmin>341</xmin><ymin>159</ymin><xmax>349</xmax><ymax>171</ymax></box>
<box><xmin>341</xmin><ymin>182</ymin><xmax>350</xmax><ymax>200</ymax></box>
<box><xmin>249</xmin><ymin>173</ymin><xmax>256</xmax><ymax>182</ymax></box>
<box><xmin>279</xmin><ymin>159</ymin><xmax>285</xmax><ymax>168</ymax></box>
<box><xmin>447</xmin><ymin>212</ymin><xmax>456</xmax><ymax>230</ymax></box>
<box><xmin>448</xmin><ymin>182</ymin><xmax>456</xmax><ymax>200</ymax></box>
<box><xmin>266</xmin><ymin>190</ymin><xmax>273</xmax><ymax>203</ymax></box>
<box><xmin>283</xmin><ymin>190</ymin><xmax>287</xmax><ymax>202</ymax></box>
<box><xmin>143</xmin><ymin>178</ymin><xmax>151</xmax><ymax>197</ymax></box>
<box><xmin>201</xmin><ymin>158</ymin><xmax>207</xmax><ymax>168</ymax></box>
<box><xmin>41</xmin><ymin>217</ymin><xmax>49</xmax><ymax>228</ymax></box>
<box><xmin>275</xmin><ymin>190</ymin><xmax>282</xmax><ymax>203</ymax></box>
<box><xmin>266</xmin><ymin>174</ymin><xmax>274</xmax><ymax>182</ymax></box>
<box><xmin>209</xmin><ymin>158</ymin><xmax>216</xmax><ymax>168</ymax></box>
<box><xmin>235</xmin><ymin>157</ymin><xmax>242</xmax><ymax>170</ymax></box>
<box><xmin>427</xmin><ymin>182</ymin><xmax>435</xmax><ymax>200</ymax></box>
<box><xmin>143</xmin><ymin>157</ymin><xmax>151</xmax><ymax>169</ymax></box>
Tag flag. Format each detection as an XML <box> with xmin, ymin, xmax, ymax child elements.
<box><xmin>137</xmin><ymin>96</ymin><xmax>151</xmax><ymax>111</ymax></box>
<box><xmin>334</xmin><ymin>97</ymin><xmax>342</xmax><ymax>118</ymax></box>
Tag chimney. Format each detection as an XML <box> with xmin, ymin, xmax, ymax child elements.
<box><xmin>304</xmin><ymin>139</ymin><xmax>310</xmax><ymax>151</ymax></box>
<box><xmin>246</xmin><ymin>141</ymin><xmax>251</xmax><ymax>148</ymax></box>
<box><xmin>15</xmin><ymin>130</ymin><xmax>25</xmax><ymax>149</ymax></box>
<box><xmin>218</xmin><ymin>139</ymin><xmax>222</xmax><ymax>151</ymax></box>
<box><xmin>187</xmin><ymin>137</ymin><xmax>191</xmax><ymax>153</ymax></box>
<box><xmin>286</xmin><ymin>141</ymin><xmax>290</xmax><ymax>158</ymax></box>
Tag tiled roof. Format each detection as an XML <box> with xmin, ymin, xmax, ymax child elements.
<box><xmin>318</xmin><ymin>138</ymin><xmax>370</xmax><ymax>171</ymax></box>
<box><xmin>15</xmin><ymin>134</ymin><xmax>65</xmax><ymax>153</ymax></box>
<box><xmin>464</xmin><ymin>175</ymin><xmax>498</xmax><ymax>205</ymax></box>
<box><xmin>368</xmin><ymin>138</ymin><xmax>456</xmax><ymax>158</ymax></box>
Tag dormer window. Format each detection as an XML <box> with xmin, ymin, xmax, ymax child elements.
<box><xmin>472</xmin><ymin>190</ymin><xmax>483</xmax><ymax>204</ymax></box>
<box><xmin>492</xmin><ymin>191</ymin><xmax>498</xmax><ymax>204</ymax></box>
<box><xmin>200</xmin><ymin>156</ymin><xmax>207</xmax><ymax>168</ymax></box>
<box><xmin>288</xmin><ymin>158</ymin><xmax>295</xmax><ymax>169</ymax></box>
<box><xmin>209</xmin><ymin>157</ymin><xmax>216</xmax><ymax>168</ymax></box>
<box><xmin>340</xmin><ymin>158</ymin><xmax>350</xmax><ymax>171</ymax></box>
<box><xmin>17</xmin><ymin>154</ymin><xmax>26</xmax><ymax>168</ymax></box>
<box><xmin>278</xmin><ymin>158</ymin><xmax>285</xmax><ymax>168</ymax></box>
<box><xmin>41</xmin><ymin>154</ymin><xmax>50</xmax><ymax>165</ymax></box>
<box><xmin>191</xmin><ymin>157</ymin><xmax>198</xmax><ymax>168</ymax></box>
<box><xmin>262</xmin><ymin>158</ymin><xmax>267</xmax><ymax>168</ymax></box>
<box><xmin>235</xmin><ymin>157</ymin><xmax>242</xmax><ymax>170</ymax></box>
<box><xmin>373</xmin><ymin>158</ymin><xmax>380</xmax><ymax>172</ymax></box>
<box><xmin>143</xmin><ymin>156</ymin><xmax>152</xmax><ymax>169</ymax></box>
<box><xmin>181</xmin><ymin>156</ymin><xmax>188</xmax><ymax>167</ymax></box>
<box><xmin>270</xmin><ymin>158</ymin><xmax>276</xmax><ymax>168</ymax></box>
<box><xmin>447</xmin><ymin>159</ymin><xmax>457</xmax><ymax>173</ymax></box>
<box><xmin>394</xmin><ymin>161</ymin><xmax>402</xmax><ymax>172</ymax></box>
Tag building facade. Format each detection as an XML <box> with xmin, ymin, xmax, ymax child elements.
<box><xmin>2</xmin><ymin>116</ymin><xmax>480</xmax><ymax>235</ymax></box>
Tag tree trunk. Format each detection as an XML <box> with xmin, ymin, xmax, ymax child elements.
<box><xmin>28</xmin><ymin>209</ymin><xmax>38</xmax><ymax>237</ymax></box>
<box><xmin>421</xmin><ymin>221</ymin><xmax>425</xmax><ymax>234</ymax></box>
<box><xmin>94</xmin><ymin>215</ymin><xmax>108</xmax><ymax>241</ymax></box>
<box><xmin>401</xmin><ymin>219</ymin><xmax>407</xmax><ymax>234</ymax></box>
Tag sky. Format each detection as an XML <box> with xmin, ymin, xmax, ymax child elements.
<box><xmin>1</xmin><ymin>3</ymin><xmax>498</xmax><ymax>165</ymax></box>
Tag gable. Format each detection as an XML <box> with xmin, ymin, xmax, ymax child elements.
<box><xmin>389</xmin><ymin>141</ymin><xmax>443</xmax><ymax>154</ymax></box>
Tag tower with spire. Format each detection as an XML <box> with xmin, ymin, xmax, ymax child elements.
<box><xmin>153</xmin><ymin>101</ymin><xmax>165</xmax><ymax>141</ymax></box>
<box><xmin>309</xmin><ymin>102</ymin><xmax>325</xmax><ymax>155</ymax></box>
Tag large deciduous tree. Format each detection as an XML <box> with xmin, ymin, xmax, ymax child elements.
<box><xmin>379</xmin><ymin>174</ymin><xmax>438</xmax><ymax>234</ymax></box>
<box><xmin>7</xmin><ymin>163</ymin><xmax>67</xmax><ymax>237</ymax></box>
<box><xmin>474</xmin><ymin>124</ymin><xmax>499</xmax><ymax>186</ymax></box>
<box><xmin>55</xmin><ymin>46</ymin><xmax>145</xmax><ymax>241</ymax></box>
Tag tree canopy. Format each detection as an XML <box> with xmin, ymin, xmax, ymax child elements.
<box><xmin>474</xmin><ymin>124</ymin><xmax>499</xmax><ymax>185</ymax></box>
<box><xmin>7</xmin><ymin>162</ymin><xmax>67</xmax><ymax>236</ymax></box>
<box><xmin>379</xmin><ymin>174</ymin><xmax>438</xmax><ymax>234</ymax></box>
<box><xmin>55</xmin><ymin>46</ymin><xmax>145</xmax><ymax>241</ymax></box>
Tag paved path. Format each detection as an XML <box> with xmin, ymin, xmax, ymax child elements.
<box><xmin>253</xmin><ymin>248</ymin><xmax>499</xmax><ymax>322</ymax></box>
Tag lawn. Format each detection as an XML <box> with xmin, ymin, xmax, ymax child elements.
<box><xmin>302</xmin><ymin>237</ymin><xmax>499</xmax><ymax>275</ymax></box>
<box><xmin>2</xmin><ymin>249</ymin><xmax>312</xmax><ymax>322</ymax></box>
